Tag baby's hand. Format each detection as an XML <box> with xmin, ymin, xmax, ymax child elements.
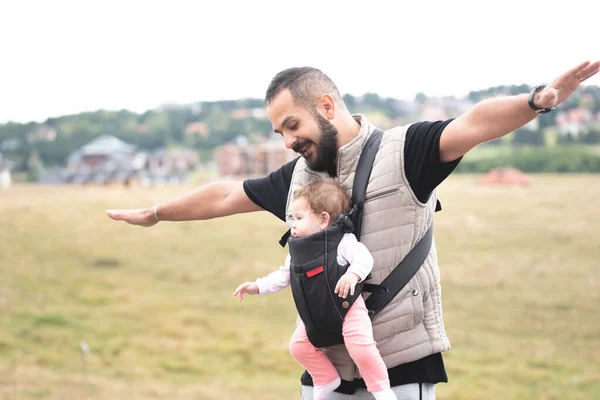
<box><xmin>233</xmin><ymin>282</ymin><xmax>259</xmax><ymax>301</ymax></box>
<box><xmin>334</xmin><ymin>272</ymin><xmax>361</xmax><ymax>299</ymax></box>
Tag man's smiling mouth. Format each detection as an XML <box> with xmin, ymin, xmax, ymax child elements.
<box><xmin>296</xmin><ymin>142</ymin><xmax>310</xmax><ymax>156</ymax></box>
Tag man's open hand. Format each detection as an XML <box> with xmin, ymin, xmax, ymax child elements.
<box><xmin>106</xmin><ymin>208</ymin><xmax>158</xmax><ymax>227</ymax></box>
<box><xmin>535</xmin><ymin>60</ymin><xmax>600</xmax><ymax>110</ymax></box>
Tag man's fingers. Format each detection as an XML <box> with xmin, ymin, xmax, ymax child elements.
<box><xmin>334</xmin><ymin>281</ymin><xmax>340</xmax><ymax>294</ymax></box>
<box><xmin>105</xmin><ymin>209</ymin><xmax>153</xmax><ymax>226</ymax></box>
<box><xmin>564</xmin><ymin>60</ymin><xmax>600</xmax><ymax>83</ymax></box>
<box><xmin>579</xmin><ymin>61</ymin><xmax>600</xmax><ymax>82</ymax></box>
<box><xmin>107</xmin><ymin>208</ymin><xmax>143</xmax><ymax>216</ymax></box>
<box><xmin>350</xmin><ymin>285</ymin><xmax>355</xmax><ymax>296</ymax></box>
<box><xmin>106</xmin><ymin>210</ymin><xmax>121</xmax><ymax>220</ymax></box>
<box><xmin>568</xmin><ymin>60</ymin><xmax>591</xmax><ymax>77</ymax></box>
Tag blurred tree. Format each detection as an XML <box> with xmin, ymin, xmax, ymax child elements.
<box><xmin>414</xmin><ymin>92</ymin><xmax>427</xmax><ymax>104</ymax></box>
<box><xmin>342</xmin><ymin>94</ymin><xmax>357</xmax><ymax>111</ymax></box>
<box><xmin>512</xmin><ymin>128</ymin><xmax>545</xmax><ymax>146</ymax></box>
<box><xmin>362</xmin><ymin>93</ymin><xmax>382</xmax><ymax>110</ymax></box>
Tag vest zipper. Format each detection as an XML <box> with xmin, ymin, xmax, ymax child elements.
<box><xmin>364</xmin><ymin>185</ymin><xmax>402</xmax><ymax>202</ymax></box>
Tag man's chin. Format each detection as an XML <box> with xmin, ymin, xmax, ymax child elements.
<box><xmin>308</xmin><ymin>164</ymin><xmax>328</xmax><ymax>173</ymax></box>
<box><xmin>303</xmin><ymin>154</ymin><xmax>317</xmax><ymax>168</ymax></box>
<box><xmin>306</xmin><ymin>157</ymin><xmax>321</xmax><ymax>171</ymax></box>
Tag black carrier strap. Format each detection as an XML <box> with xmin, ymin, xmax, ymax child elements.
<box><xmin>348</xmin><ymin>128</ymin><xmax>433</xmax><ymax>320</ymax></box>
<box><xmin>348</xmin><ymin>129</ymin><xmax>384</xmax><ymax>240</ymax></box>
<box><xmin>364</xmin><ymin>225</ymin><xmax>433</xmax><ymax>319</ymax></box>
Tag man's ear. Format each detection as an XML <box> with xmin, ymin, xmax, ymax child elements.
<box><xmin>317</xmin><ymin>94</ymin><xmax>336</xmax><ymax>120</ymax></box>
<box><xmin>320</xmin><ymin>211</ymin><xmax>331</xmax><ymax>229</ymax></box>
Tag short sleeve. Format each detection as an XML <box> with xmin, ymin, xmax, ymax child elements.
<box><xmin>243</xmin><ymin>157</ymin><xmax>299</xmax><ymax>221</ymax></box>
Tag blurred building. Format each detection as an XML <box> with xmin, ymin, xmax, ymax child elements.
<box><xmin>26</xmin><ymin>126</ymin><xmax>58</xmax><ymax>144</ymax></box>
<box><xmin>0</xmin><ymin>152</ymin><xmax>13</xmax><ymax>188</ymax></box>
<box><xmin>214</xmin><ymin>136</ymin><xmax>296</xmax><ymax>178</ymax></box>
<box><xmin>57</xmin><ymin>135</ymin><xmax>199</xmax><ymax>186</ymax></box>
<box><xmin>555</xmin><ymin>107</ymin><xmax>593</xmax><ymax>135</ymax></box>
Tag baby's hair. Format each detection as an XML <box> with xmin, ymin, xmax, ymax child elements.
<box><xmin>293</xmin><ymin>180</ymin><xmax>350</xmax><ymax>224</ymax></box>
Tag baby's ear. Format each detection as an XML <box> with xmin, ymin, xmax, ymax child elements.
<box><xmin>320</xmin><ymin>211</ymin><xmax>331</xmax><ymax>228</ymax></box>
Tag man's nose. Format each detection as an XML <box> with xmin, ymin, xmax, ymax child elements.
<box><xmin>283</xmin><ymin>132</ymin><xmax>296</xmax><ymax>150</ymax></box>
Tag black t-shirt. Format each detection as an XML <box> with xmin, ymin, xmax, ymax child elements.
<box><xmin>243</xmin><ymin>119</ymin><xmax>461</xmax><ymax>389</ymax></box>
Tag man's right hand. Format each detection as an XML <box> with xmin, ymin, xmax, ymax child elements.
<box><xmin>105</xmin><ymin>181</ymin><xmax>262</xmax><ymax>227</ymax></box>
<box><xmin>106</xmin><ymin>207</ymin><xmax>158</xmax><ymax>227</ymax></box>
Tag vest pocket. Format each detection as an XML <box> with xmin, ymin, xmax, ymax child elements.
<box><xmin>365</xmin><ymin>184</ymin><xmax>403</xmax><ymax>203</ymax></box>
<box><xmin>409</xmin><ymin>276</ymin><xmax>425</xmax><ymax>328</ymax></box>
<box><xmin>377</xmin><ymin>277</ymin><xmax>425</xmax><ymax>332</ymax></box>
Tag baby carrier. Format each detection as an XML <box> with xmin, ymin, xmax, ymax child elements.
<box><xmin>287</xmin><ymin>213</ymin><xmax>360</xmax><ymax>348</ymax></box>
<box><xmin>280</xmin><ymin>128</ymin><xmax>435</xmax><ymax>348</ymax></box>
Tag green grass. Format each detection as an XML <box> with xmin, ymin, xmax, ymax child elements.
<box><xmin>462</xmin><ymin>143</ymin><xmax>600</xmax><ymax>161</ymax></box>
<box><xmin>0</xmin><ymin>175</ymin><xmax>599</xmax><ymax>399</ymax></box>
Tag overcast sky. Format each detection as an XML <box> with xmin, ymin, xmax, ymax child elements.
<box><xmin>1</xmin><ymin>0</ymin><xmax>598</xmax><ymax>123</ymax></box>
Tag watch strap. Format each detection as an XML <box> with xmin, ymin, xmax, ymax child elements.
<box><xmin>528</xmin><ymin>84</ymin><xmax>555</xmax><ymax>114</ymax></box>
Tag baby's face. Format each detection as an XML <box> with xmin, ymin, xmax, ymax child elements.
<box><xmin>290</xmin><ymin>198</ymin><xmax>325</xmax><ymax>238</ymax></box>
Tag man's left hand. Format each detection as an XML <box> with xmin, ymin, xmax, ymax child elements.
<box><xmin>535</xmin><ymin>60</ymin><xmax>600</xmax><ymax>109</ymax></box>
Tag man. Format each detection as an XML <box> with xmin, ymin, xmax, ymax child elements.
<box><xmin>107</xmin><ymin>61</ymin><xmax>599</xmax><ymax>399</ymax></box>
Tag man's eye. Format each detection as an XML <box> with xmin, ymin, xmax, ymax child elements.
<box><xmin>289</xmin><ymin>124</ymin><xmax>298</xmax><ymax>130</ymax></box>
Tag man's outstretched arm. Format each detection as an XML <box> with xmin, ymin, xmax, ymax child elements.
<box><xmin>106</xmin><ymin>180</ymin><xmax>262</xmax><ymax>227</ymax></box>
<box><xmin>439</xmin><ymin>60</ymin><xmax>600</xmax><ymax>162</ymax></box>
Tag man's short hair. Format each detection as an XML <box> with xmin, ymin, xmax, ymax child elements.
<box><xmin>293</xmin><ymin>179</ymin><xmax>350</xmax><ymax>223</ymax></box>
<box><xmin>265</xmin><ymin>67</ymin><xmax>342</xmax><ymax>108</ymax></box>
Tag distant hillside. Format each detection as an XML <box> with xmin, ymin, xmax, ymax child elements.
<box><xmin>1</xmin><ymin>85</ymin><xmax>600</xmax><ymax>177</ymax></box>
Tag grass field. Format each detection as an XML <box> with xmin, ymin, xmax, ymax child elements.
<box><xmin>0</xmin><ymin>175</ymin><xmax>599</xmax><ymax>399</ymax></box>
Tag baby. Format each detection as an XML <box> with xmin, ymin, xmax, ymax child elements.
<box><xmin>234</xmin><ymin>180</ymin><xmax>396</xmax><ymax>400</ymax></box>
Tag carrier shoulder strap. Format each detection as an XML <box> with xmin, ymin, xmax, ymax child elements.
<box><xmin>348</xmin><ymin>128</ymin><xmax>433</xmax><ymax>320</ymax></box>
<box><xmin>348</xmin><ymin>128</ymin><xmax>383</xmax><ymax>239</ymax></box>
<box><xmin>363</xmin><ymin>225</ymin><xmax>432</xmax><ymax>319</ymax></box>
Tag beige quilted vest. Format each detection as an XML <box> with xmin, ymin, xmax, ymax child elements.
<box><xmin>286</xmin><ymin>114</ymin><xmax>451</xmax><ymax>380</ymax></box>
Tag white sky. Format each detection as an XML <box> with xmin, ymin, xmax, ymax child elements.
<box><xmin>1</xmin><ymin>0</ymin><xmax>598</xmax><ymax>123</ymax></box>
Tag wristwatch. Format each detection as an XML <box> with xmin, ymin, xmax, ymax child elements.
<box><xmin>528</xmin><ymin>85</ymin><xmax>555</xmax><ymax>114</ymax></box>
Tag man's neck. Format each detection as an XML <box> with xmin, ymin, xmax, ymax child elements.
<box><xmin>336</xmin><ymin>113</ymin><xmax>362</xmax><ymax>148</ymax></box>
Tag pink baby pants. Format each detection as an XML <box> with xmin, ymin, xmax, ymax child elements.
<box><xmin>288</xmin><ymin>295</ymin><xmax>390</xmax><ymax>392</ymax></box>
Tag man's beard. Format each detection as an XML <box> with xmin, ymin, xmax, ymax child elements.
<box><xmin>293</xmin><ymin>112</ymin><xmax>339</xmax><ymax>177</ymax></box>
